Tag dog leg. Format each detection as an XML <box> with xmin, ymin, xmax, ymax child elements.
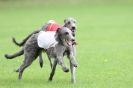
<box><xmin>70</xmin><ymin>61</ymin><xmax>76</xmax><ymax>83</ymax></box>
<box><xmin>48</xmin><ymin>55</ymin><xmax>52</xmax><ymax>69</ymax></box>
<box><xmin>68</xmin><ymin>46</ymin><xmax>77</xmax><ymax>67</ymax></box>
<box><xmin>15</xmin><ymin>69</ymin><xmax>19</xmax><ymax>72</ymax></box>
<box><xmin>57</xmin><ymin>56</ymin><xmax>69</xmax><ymax>72</ymax></box>
<box><xmin>39</xmin><ymin>52</ymin><xmax>43</xmax><ymax>68</ymax></box>
<box><xmin>5</xmin><ymin>49</ymin><xmax>24</xmax><ymax>59</ymax></box>
<box><xmin>18</xmin><ymin>55</ymin><xmax>34</xmax><ymax>80</ymax></box>
<box><xmin>46</xmin><ymin>49</ymin><xmax>53</xmax><ymax>69</ymax></box>
<box><xmin>69</xmin><ymin>54</ymin><xmax>77</xmax><ymax>67</ymax></box>
<box><xmin>48</xmin><ymin>59</ymin><xmax>57</xmax><ymax>81</ymax></box>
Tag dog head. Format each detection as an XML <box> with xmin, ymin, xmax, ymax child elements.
<box><xmin>64</xmin><ymin>17</ymin><xmax>77</xmax><ymax>36</ymax></box>
<box><xmin>55</xmin><ymin>27</ymin><xmax>75</xmax><ymax>46</ymax></box>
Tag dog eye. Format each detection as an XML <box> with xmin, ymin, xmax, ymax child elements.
<box><xmin>65</xmin><ymin>32</ymin><xmax>69</xmax><ymax>35</ymax></box>
<box><xmin>68</xmin><ymin>21</ymin><xmax>70</xmax><ymax>24</ymax></box>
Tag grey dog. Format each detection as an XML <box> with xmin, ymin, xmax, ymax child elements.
<box><xmin>5</xmin><ymin>27</ymin><xmax>77</xmax><ymax>83</ymax></box>
<box><xmin>5</xmin><ymin>17</ymin><xmax>77</xmax><ymax>68</ymax></box>
<box><xmin>5</xmin><ymin>17</ymin><xmax>77</xmax><ymax>83</ymax></box>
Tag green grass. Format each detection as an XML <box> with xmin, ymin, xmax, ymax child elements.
<box><xmin>0</xmin><ymin>1</ymin><xmax>133</xmax><ymax>88</ymax></box>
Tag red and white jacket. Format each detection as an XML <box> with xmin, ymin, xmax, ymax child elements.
<box><xmin>37</xmin><ymin>20</ymin><xmax>61</xmax><ymax>49</ymax></box>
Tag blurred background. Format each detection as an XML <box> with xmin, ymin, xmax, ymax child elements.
<box><xmin>0</xmin><ymin>0</ymin><xmax>133</xmax><ymax>88</ymax></box>
<box><xmin>0</xmin><ymin>0</ymin><xmax>133</xmax><ymax>7</ymax></box>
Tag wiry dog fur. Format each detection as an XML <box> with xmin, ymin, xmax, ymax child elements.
<box><xmin>6</xmin><ymin>17</ymin><xmax>77</xmax><ymax>68</ymax></box>
<box><xmin>5</xmin><ymin>17</ymin><xmax>77</xmax><ymax>83</ymax></box>
<box><xmin>5</xmin><ymin>27</ymin><xmax>77</xmax><ymax>83</ymax></box>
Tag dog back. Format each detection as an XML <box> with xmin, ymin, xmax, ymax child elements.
<box><xmin>46</xmin><ymin>23</ymin><xmax>60</xmax><ymax>31</ymax></box>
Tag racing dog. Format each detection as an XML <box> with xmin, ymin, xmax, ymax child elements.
<box><xmin>5</xmin><ymin>17</ymin><xmax>77</xmax><ymax>68</ymax></box>
<box><xmin>5</xmin><ymin>27</ymin><xmax>77</xmax><ymax>83</ymax></box>
<box><xmin>12</xmin><ymin>17</ymin><xmax>76</xmax><ymax>46</ymax></box>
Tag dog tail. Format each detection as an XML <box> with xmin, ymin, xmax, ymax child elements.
<box><xmin>4</xmin><ymin>49</ymin><xmax>24</xmax><ymax>59</ymax></box>
<box><xmin>12</xmin><ymin>30</ymin><xmax>40</xmax><ymax>47</ymax></box>
<box><xmin>12</xmin><ymin>37</ymin><xmax>24</xmax><ymax>46</ymax></box>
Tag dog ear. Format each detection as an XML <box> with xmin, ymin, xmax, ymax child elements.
<box><xmin>56</xmin><ymin>28</ymin><xmax>60</xmax><ymax>32</ymax></box>
<box><xmin>55</xmin><ymin>28</ymin><xmax>61</xmax><ymax>41</ymax></box>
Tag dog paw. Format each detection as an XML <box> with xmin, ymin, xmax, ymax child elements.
<box><xmin>18</xmin><ymin>77</ymin><xmax>22</xmax><ymax>80</ymax></box>
<box><xmin>18</xmin><ymin>76</ymin><xmax>23</xmax><ymax>80</ymax></box>
<box><xmin>48</xmin><ymin>77</ymin><xmax>53</xmax><ymax>81</ymax></box>
<box><xmin>73</xmin><ymin>63</ymin><xmax>78</xmax><ymax>67</ymax></box>
<box><xmin>71</xmin><ymin>62</ymin><xmax>78</xmax><ymax>67</ymax></box>
<box><xmin>71</xmin><ymin>79</ymin><xmax>76</xmax><ymax>84</ymax></box>
<box><xmin>14</xmin><ymin>69</ymin><xmax>19</xmax><ymax>72</ymax></box>
<box><xmin>62</xmin><ymin>67</ymin><xmax>69</xmax><ymax>72</ymax></box>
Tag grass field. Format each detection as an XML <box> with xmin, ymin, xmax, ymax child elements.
<box><xmin>0</xmin><ymin>0</ymin><xmax>133</xmax><ymax>88</ymax></box>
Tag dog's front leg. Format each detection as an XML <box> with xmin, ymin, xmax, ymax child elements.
<box><xmin>49</xmin><ymin>59</ymin><xmax>57</xmax><ymax>81</ymax></box>
<box><xmin>56</xmin><ymin>46</ymin><xmax>69</xmax><ymax>72</ymax></box>
<box><xmin>68</xmin><ymin>45</ymin><xmax>78</xmax><ymax>67</ymax></box>
<box><xmin>69</xmin><ymin>54</ymin><xmax>77</xmax><ymax>67</ymax></box>
<box><xmin>57</xmin><ymin>56</ymin><xmax>69</xmax><ymax>72</ymax></box>
<box><xmin>68</xmin><ymin>45</ymin><xmax>77</xmax><ymax>83</ymax></box>
<box><xmin>70</xmin><ymin>61</ymin><xmax>76</xmax><ymax>83</ymax></box>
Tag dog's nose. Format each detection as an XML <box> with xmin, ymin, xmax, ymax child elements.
<box><xmin>71</xmin><ymin>39</ymin><xmax>77</xmax><ymax>45</ymax></box>
<box><xmin>71</xmin><ymin>39</ymin><xmax>75</xmax><ymax>42</ymax></box>
<box><xmin>72</xmin><ymin>27</ymin><xmax>75</xmax><ymax>30</ymax></box>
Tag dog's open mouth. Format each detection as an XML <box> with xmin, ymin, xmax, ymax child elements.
<box><xmin>65</xmin><ymin>39</ymin><xmax>77</xmax><ymax>46</ymax></box>
<box><xmin>65</xmin><ymin>40</ymin><xmax>72</xmax><ymax>46</ymax></box>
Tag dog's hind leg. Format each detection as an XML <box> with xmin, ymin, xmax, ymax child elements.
<box><xmin>47</xmin><ymin>55</ymin><xmax>52</xmax><ymax>69</ymax></box>
<box><xmin>48</xmin><ymin>59</ymin><xmax>57</xmax><ymax>81</ymax></box>
<box><xmin>18</xmin><ymin>54</ymin><xmax>35</xmax><ymax>80</ymax></box>
<box><xmin>4</xmin><ymin>49</ymin><xmax>24</xmax><ymax>59</ymax></box>
<box><xmin>39</xmin><ymin>52</ymin><xmax>43</xmax><ymax>68</ymax></box>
